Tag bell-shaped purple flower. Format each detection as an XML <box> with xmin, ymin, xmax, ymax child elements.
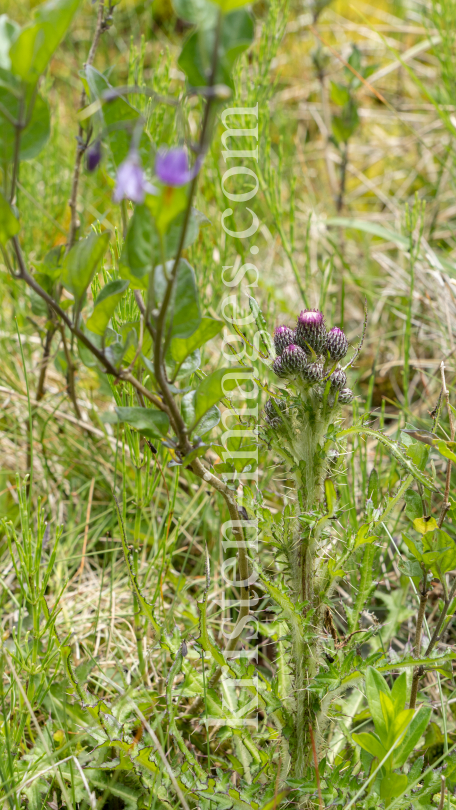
<box><xmin>87</xmin><ymin>139</ymin><xmax>102</xmax><ymax>172</ymax></box>
<box><xmin>155</xmin><ymin>147</ymin><xmax>200</xmax><ymax>187</ymax></box>
<box><xmin>113</xmin><ymin>151</ymin><xmax>157</xmax><ymax>204</ymax></box>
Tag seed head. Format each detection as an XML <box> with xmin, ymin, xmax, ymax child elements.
<box><xmin>327</xmin><ymin>326</ymin><xmax>348</xmax><ymax>361</ymax></box>
<box><xmin>338</xmin><ymin>388</ymin><xmax>354</xmax><ymax>403</ymax></box>
<box><xmin>281</xmin><ymin>344</ymin><xmax>308</xmax><ymax>374</ymax></box>
<box><xmin>272</xmin><ymin>356</ymin><xmax>288</xmax><ymax>378</ymax></box>
<box><xmin>330</xmin><ymin>368</ymin><xmax>347</xmax><ymax>390</ymax></box>
<box><xmin>301</xmin><ymin>362</ymin><xmax>324</xmax><ymax>383</ymax></box>
<box><xmin>264</xmin><ymin>398</ymin><xmax>286</xmax><ymax>428</ymax></box>
<box><xmin>273</xmin><ymin>325</ymin><xmax>295</xmax><ymax>356</ymax></box>
<box><xmin>295</xmin><ymin>309</ymin><xmax>327</xmax><ymax>355</ymax></box>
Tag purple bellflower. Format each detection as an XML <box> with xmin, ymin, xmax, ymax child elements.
<box><xmin>113</xmin><ymin>151</ymin><xmax>157</xmax><ymax>204</ymax></box>
<box><xmin>155</xmin><ymin>147</ymin><xmax>201</xmax><ymax>187</ymax></box>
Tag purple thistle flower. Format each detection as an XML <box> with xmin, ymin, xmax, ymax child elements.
<box><xmin>155</xmin><ymin>147</ymin><xmax>200</xmax><ymax>187</ymax></box>
<box><xmin>113</xmin><ymin>151</ymin><xmax>157</xmax><ymax>204</ymax></box>
<box><xmin>281</xmin><ymin>344</ymin><xmax>308</xmax><ymax>374</ymax></box>
<box><xmin>274</xmin><ymin>325</ymin><xmax>295</xmax><ymax>356</ymax></box>
<box><xmin>330</xmin><ymin>368</ymin><xmax>347</xmax><ymax>390</ymax></box>
<box><xmin>338</xmin><ymin>388</ymin><xmax>354</xmax><ymax>403</ymax></box>
<box><xmin>295</xmin><ymin>309</ymin><xmax>327</xmax><ymax>355</ymax></box>
<box><xmin>272</xmin><ymin>356</ymin><xmax>288</xmax><ymax>378</ymax></box>
<box><xmin>87</xmin><ymin>139</ymin><xmax>102</xmax><ymax>172</ymax></box>
<box><xmin>327</xmin><ymin>326</ymin><xmax>348</xmax><ymax>361</ymax></box>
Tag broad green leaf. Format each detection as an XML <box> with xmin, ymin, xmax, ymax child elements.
<box><xmin>380</xmin><ymin>773</ymin><xmax>408</xmax><ymax>803</ymax></box>
<box><xmin>413</xmin><ymin>516</ymin><xmax>437</xmax><ymax>534</ymax></box>
<box><xmin>171</xmin><ymin>317</ymin><xmax>223</xmax><ymax>364</ymax></box>
<box><xmin>178</xmin><ymin>8</ymin><xmax>254</xmax><ymax>90</ymax></box>
<box><xmin>330</xmin><ymin>81</ymin><xmax>350</xmax><ymax>106</ymax></box>
<box><xmin>365</xmin><ymin>666</ymin><xmax>390</xmax><ymax>744</ymax></box>
<box><xmin>331</xmin><ymin>100</ymin><xmax>359</xmax><ymax>145</ymax></box>
<box><xmin>211</xmin><ymin>0</ymin><xmax>252</xmax><ymax>12</ymax></box>
<box><xmin>259</xmin><ymin>791</ymin><xmax>291</xmax><ymax>810</ymax></box>
<box><xmin>146</xmin><ymin>185</ymin><xmax>188</xmax><ymax>234</ymax></box>
<box><xmin>393</xmin><ymin>706</ymin><xmax>431</xmax><ymax>769</ymax></box>
<box><xmin>171</xmin><ymin>0</ymin><xmax>218</xmax><ymax>26</ymax></box>
<box><xmin>119</xmin><ymin>205</ymin><xmax>210</xmax><ymax>285</ymax></box>
<box><xmin>192</xmin><ymin>366</ymin><xmax>246</xmax><ymax>430</ymax></box>
<box><xmin>155</xmin><ymin>259</ymin><xmax>201</xmax><ymax>339</ymax></box>
<box><xmin>9</xmin><ymin>0</ymin><xmax>80</xmax><ymax>84</ymax></box>
<box><xmin>352</xmin><ymin>732</ymin><xmax>386</xmax><ymax>761</ymax></box>
<box><xmin>182</xmin><ymin>391</ymin><xmax>220</xmax><ymax>435</ymax></box>
<box><xmin>167</xmin><ymin>348</ymin><xmax>201</xmax><ymax>380</ymax></box>
<box><xmin>0</xmin><ymin>17</ymin><xmax>20</xmax><ymax>70</ymax></box>
<box><xmin>119</xmin><ymin>204</ymin><xmax>155</xmax><ymax>282</ymax></box>
<box><xmin>403</xmin><ymin>489</ymin><xmax>422</xmax><ymax>522</ymax></box>
<box><xmin>402</xmin><ymin>533</ymin><xmax>424</xmax><ymax>562</ymax></box>
<box><xmin>379</xmin><ymin>690</ymin><xmax>395</xmax><ymax>728</ymax></box>
<box><xmin>435</xmin><ymin>439</ymin><xmax>456</xmax><ymax>464</ymax></box>
<box><xmin>0</xmin><ymin>83</ymin><xmax>51</xmax><ymax>160</ymax></box>
<box><xmin>61</xmin><ymin>231</ymin><xmax>110</xmax><ymax>303</ymax></box>
<box><xmin>390</xmin><ymin>672</ymin><xmax>407</xmax><ymax>714</ymax></box>
<box><xmin>86</xmin><ymin>279</ymin><xmax>129</xmax><ymax>335</ymax></box>
<box><xmin>0</xmin><ymin>190</ymin><xmax>19</xmax><ymax>244</ymax></box>
<box><xmin>388</xmin><ymin>708</ymin><xmax>414</xmax><ymax>749</ymax></box>
<box><xmin>114</xmin><ymin>407</ymin><xmax>169</xmax><ymax>439</ymax></box>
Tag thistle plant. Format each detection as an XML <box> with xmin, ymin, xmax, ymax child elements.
<box><xmin>262</xmin><ymin>309</ymin><xmax>357</xmax><ymax>777</ymax></box>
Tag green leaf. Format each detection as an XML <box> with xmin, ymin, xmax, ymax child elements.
<box><xmin>403</xmin><ymin>489</ymin><xmax>422</xmax><ymax>522</ymax></box>
<box><xmin>0</xmin><ymin>190</ymin><xmax>19</xmax><ymax>244</ymax></box>
<box><xmin>171</xmin><ymin>317</ymin><xmax>223</xmax><ymax>364</ymax></box>
<box><xmin>0</xmin><ymin>83</ymin><xmax>51</xmax><ymax>160</ymax></box>
<box><xmin>191</xmin><ymin>366</ymin><xmax>246</xmax><ymax>430</ymax></box>
<box><xmin>380</xmin><ymin>773</ymin><xmax>408</xmax><ymax>803</ymax></box>
<box><xmin>86</xmin><ymin>279</ymin><xmax>129</xmax><ymax>335</ymax></box>
<box><xmin>413</xmin><ymin>516</ymin><xmax>438</xmax><ymax>535</ymax></box>
<box><xmin>9</xmin><ymin>0</ymin><xmax>80</xmax><ymax>84</ymax></box>
<box><xmin>145</xmin><ymin>185</ymin><xmax>188</xmax><ymax>235</ymax></box>
<box><xmin>212</xmin><ymin>0</ymin><xmax>252</xmax><ymax>12</ymax></box>
<box><xmin>435</xmin><ymin>439</ymin><xmax>456</xmax><ymax>465</ymax></box>
<box><xmin>393</xmin><ymin>706</ymin><xmax>431</xmax><ymax>769</ymax></box>
<box><xmin>61</xmin><ymin>231</ymin><xmax>110</xmax><ymax>303</ymax></box>
<box><xmin>155</xmin><ymin>259</ymin><xmax>201</xmax><ymax>339</ymax></box>
<box><xmin>365</xmin><ymin>666</ymin><xmax>390</xmax><ymax>743</ymax></box>
<box><xmin>0</xmin><ymin>16</ymin><xmax>20</xmax><ymax>70</ymax></box>
<box><xmin>390</xmin><ymin>672</ymin><xmax>407</xmax><ymax>714</ymax></box>
<box><xmin>330</xmin><ymin>81</ymin><xmax>350</xmax><ymax>106</ymax></box>
<box><xmin>354</xmin><ymin>523</ymin><xmax>376</xmax><ymax>549</ymax></box>
<box><xmin>182</xmin><ymin>391</ymin><xmax>221</xmax><ymax>435</ymax></box>
<box><xmin>178</xmin><ymin>8</ymin><xmax>253</xmax><ymax>90</ymax></box>
<box><xmin>352</xmin><ymin>732</ymin><xmax>386</xmax><ymax>761</ymax></box>
<box><xmin>368</xmin><ymin>467</ymin><xmax>380</xmax><ymax>508</ymax></box>
<box><xmin>336</xmin><ymin>426</ymin><xmax>438</xmax><ymax>492</ymax></box>
<box><xmin>119</xmin><ymin>205</ymin><xmax>209</xmax><ymax>286</ymax></box>
<box><xmin>331</xmin><ymin>100</ymin><xmax>359</xmax><ymax>145</ymax></box>
<box><xmin>327</xmin><ymin>217</ymin><xmax>409</xmax><ymax>248</ymax></box>
<box><xmin>114</xmin><ymin>407</ymin><xmax>169</xmax><ymax>439</ymax></box>
<box><xmin>171</xmin><ymin>0</ymin><xmax>218</xmax><ymax>26</ymax></box>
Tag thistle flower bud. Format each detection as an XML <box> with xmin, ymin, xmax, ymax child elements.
<box><xmin>264</xmin><ymin>398</ymin><xmax>286</xmax><ymax>428</ymax></box>
<box><xmin>295</xmin><ymin>310</ymin><xmax>327</xmax><ymax>355</ymax></box>
<box><xmin>281</xmin><ymin>344</ymin><xmax>308</xmax><ymax>375</ymax></box>
<box><xmin>330</xmin><ymin>368</ymin><xmax>347</xmax><ymax>390</ymax></box>
<box><xmin>327</xmin><ymin>326</ymin><xmax>348</xmax><ymax>361</ymax></box>
<box><xmin>338</xmin><ymin>387</ymin><xmax>354</xmax><ymax>403</ymax></box>
<box><xmin>272</xmin><ymin>356</ymin><xmax>288</xmax><ymax>378</ymax></box>
<box><xmin>301</xmin><ymin>362</ymin><xmax>324</xmax><ymax>383</ymax></box>
<box><xmin>273</xmin><ymin>325</ymin><xmax>295</xmax><ymax>356</ymax></box>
